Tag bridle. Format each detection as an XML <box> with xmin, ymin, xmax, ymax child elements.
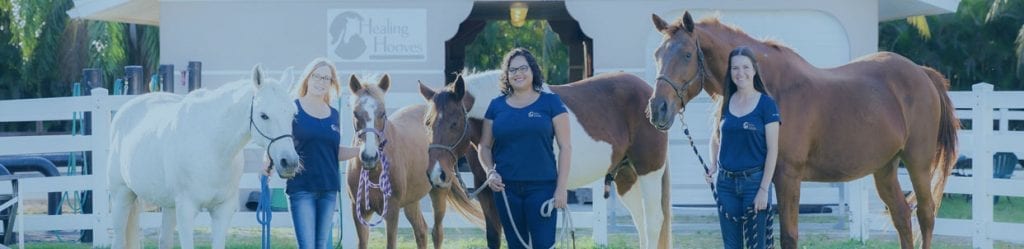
<box><xmin>656</xmin><ymin>34</ymin><xmax>709</xmax><ymax>111</ymax></box>
<box><xmin>249</xmin><ymin>96</ymin><xmax>294</xmax><ymax>170</ymax></box>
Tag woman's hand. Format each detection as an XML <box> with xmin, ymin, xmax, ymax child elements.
<box><xmin>553</xmin><ymin>187</ymin><xmax>568</xmax><ymax>209</ymax></box>
<box><xmin>487</xmin><ymin>171</ymin><xmax>505</xmax><ymax>192</ymax></box>
<box><xmin>754</xmin><ymin>187</ymin><xmax>769</xmax><ymax>211</ymax></box>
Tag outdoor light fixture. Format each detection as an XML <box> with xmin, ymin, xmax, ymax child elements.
<box><xmin>510</xmin><ymin>2</ymin><xmax>528</xmax><ymax>27</ymax></box>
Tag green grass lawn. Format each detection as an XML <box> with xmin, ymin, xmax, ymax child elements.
<box><xmin>938</xmin><ymin>195</ymin><xmax>1024</xmax><ymax>223</ymax></box>
<box><xmin>18</xmin><ymin>196</ymin><xmax>1024</xmax><ymax>249</ymax></box>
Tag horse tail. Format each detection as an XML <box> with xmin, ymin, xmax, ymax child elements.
<box><xmin>920</xmin><ymin>66</ymin><xmax>960</xmax><ymax>211</ymax></box>
<box><xmin>447</xmin><ymin>171</ymin><xmax>486</xmax><ymax>228</ymax></box>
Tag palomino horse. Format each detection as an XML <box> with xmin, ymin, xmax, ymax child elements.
<box><xmin>646</xmin><ymin>12</ymin><xmax>959</xmax><ymax>249</ymax></box>
<box><xmin>419</xmin><ymin>71</ymin><xmax>672</xmax><ymax>249</ymax></box>
<box><xmin>346</xmin><ymin>75</ymin><xmax>483</xmax><ymax>249</ymax></box>
<box><xmin>108</xmin><ymin>65</ymin><xmax>302</xmax><ymax>249</ymax></box>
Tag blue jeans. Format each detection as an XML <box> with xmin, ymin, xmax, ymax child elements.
<box><xmin>289</xmin><ymin>191</ymin><xmax>338</xmax><ymax>249</ymax></box>
<box><xmin>717</xmin><ymin>169</ymin><xmax>771</xmax><ymax>249</ymax></box>
<box><xmin>494</xmin><ymin>181</ymin><xmax>557</xmax><ymax>249</ymax></box>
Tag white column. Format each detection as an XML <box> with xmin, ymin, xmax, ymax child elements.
<box><xmin>971</xmin><ymin>83</ymin><xmax>994</xmax><ymax>249</ymax></box>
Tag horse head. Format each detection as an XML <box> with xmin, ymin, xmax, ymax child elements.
<box><xmin>647</xmin><ymin>11</ymin><xmax>708</xmax><ymax>131</ymax></box>
<box><xmin>348</xmin><ymin>74</ymin><xmax>391</xmax><ymax>169</ymax></box>
<box><xmin>249</xmin><ymin>65</ymin><xmax>303</xmax><ymax>179</ymax></box>
<box><xmin>418</xmin><ymin>75</ymin><xmax>475</xmax><ymax>188</ymax></box>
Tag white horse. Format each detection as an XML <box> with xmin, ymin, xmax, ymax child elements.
<box><xmin>108</xmin><ymin>65</ymin><xmax>302</xmax><ymax>249</ymax></box>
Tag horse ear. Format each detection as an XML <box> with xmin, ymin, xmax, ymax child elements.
<box><xmin>378</xmin><ymin>74</ymin><xmax>391</xmax><ymax>93</ymax></box>
<box><xmin>453</xmin><ymin>75</ymin><xmax>466</xmax><ymax>100</ymax></box>
<box><xmin>348</xmin><ymin>74</ymin><xmax>361</xmax><ymax>94</ymax></box>
<box><xmin>652</xmin><ymin>14</ymin><xmax>669</xmax><ymax>33</ymax></box>
<box><xmin>682</xmin><ymin>11</ymin><xmax>695</xmax><ymax>33</ymax></box>
<box><xmin>252</xmin><ymin>64</ymin><xmax>264</xmax><ymax>88</ymax></box>
<box><xmin>280</xmin><ymin>66</ymin><xmax>295</xmax><ymax>88</ymax></box>
<box><xmin>418</xmin><ymin>80</ymin><xmax>435</xmax><ymax>100</ymax></box>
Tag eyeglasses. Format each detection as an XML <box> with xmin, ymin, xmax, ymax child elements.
<box><xmin>310</xmin><ymin>73</ymin><xmax>332</xmax><ymax>82</ymax></box>
<box><xmin>509</xmin><ymin>65</ymin><xmax>530</xmax><ymax>75</ymax></box>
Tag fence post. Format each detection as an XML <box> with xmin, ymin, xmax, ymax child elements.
<box><xmin>90</xmin><ymin>88</ymin><xmax>112</xmax><ymax>247</ymax></box>
<box><xmin>337</xmin><ymin>94</ymin><xmax>357</xmax><ymax>249</ymax></box>
<box><xmin>847</xmin><ymin>177</ymin><xmax>870</xmax><ymax>242</ymax></box>
<box><xmin>971</xmin><ymin>83</ymin><xmax>993</xmax><ymax>249</ymax></box>
<box><xmin>591</xmin><ymin>179</ymin><xmax>607</xmax><ymax>246</ymax></box>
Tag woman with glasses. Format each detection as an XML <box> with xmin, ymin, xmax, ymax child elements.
<box><xmin>478</xmin><ymin>48</ymin><xmax>573</xmax><ymax>249</ymax></box>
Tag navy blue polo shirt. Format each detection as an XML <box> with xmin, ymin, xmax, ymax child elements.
<box><xmin>286</xmin><ymin>100</ymin><xmax>342</xmax><ymax>194</ymax></box>
<box><xmin>485</xmin><ymin>92</ymin><xmax>568</xmax><ymax>182</ymax></box>
<box><xmin>718</xmin><ymin>94</ymin><xmax>781</xmax><ymax>171</ymax></box>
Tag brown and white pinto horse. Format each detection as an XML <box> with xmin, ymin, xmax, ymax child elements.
<box><xmin>646</xmin><ymin>12</ymin><xmax>959</xmax><ymax>249</ymax></box>
<box><xmin>418</xmin><ymin>71</ymin><xmax>672</xmax><ymax>249</ymax></box>
<box><xmin>346</xmin><ymin>75</ymin><xmax>483</xmax><ymax>249</ymax></box>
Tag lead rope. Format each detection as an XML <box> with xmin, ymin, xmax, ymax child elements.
<box><xmin>680</xmin><ymin>117</ymin><xmax>774</xmax><ymax>248</ymax></box>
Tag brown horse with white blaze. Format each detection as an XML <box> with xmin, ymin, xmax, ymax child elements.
<box><xmin>419</xmin><ymin>71</ymin><xmax>672</xmax><ymax>249</ymax></box>
<box><xmin>346</xmin><ymin>75</ymin><xmax>484</xmax><ymax>249</ymax></box>
<box><xmin>646</xmin><ymin>12</ymin><xmax>959</xmax><ymax>249</ymax></box>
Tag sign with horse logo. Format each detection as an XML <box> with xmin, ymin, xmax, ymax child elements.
<box><xmin>327</xmin><ymin>9</ymin><xmax>427</xmax><ymax>62</ymax></box>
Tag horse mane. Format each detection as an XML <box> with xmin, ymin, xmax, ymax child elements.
<box><xmin>686</xmin><ymin>16</ymin><xmax>794</xmax><ymax>53</ymax></box>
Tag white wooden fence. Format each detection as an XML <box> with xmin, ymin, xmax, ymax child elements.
<box><xmin>0</xmin><ymin>83</ymin><xmax>1021</xmax><ymax>248</ymax></box>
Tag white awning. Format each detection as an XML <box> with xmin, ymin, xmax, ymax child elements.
<box><xmin>880</xmin><ymin>0</ymin><xmax>960</xmax><ymax>21</ymax></box>
<box><xmin>67</xmin><ymin>0</ymin><xmax>960</xmax><ymax>26</ymax></box>
<box><xmin>67</xmin><ymin>0</ymin><xmax>159</xmax><ymax>26</ymax></box>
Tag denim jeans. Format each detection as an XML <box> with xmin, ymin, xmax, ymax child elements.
<box><xmin>717</xmin><ymin>169</ymin><xmax>771</xmax><ymax>249</ymax></box>
<box><xmin>494</xmin><ymin>181</ymin><xmax>557</xmax><ymax>249</ymax></box>
<box><xmin>289</xmin><ymin>191</ymin><xmax>338</xmax><ymax>249</ymax></box>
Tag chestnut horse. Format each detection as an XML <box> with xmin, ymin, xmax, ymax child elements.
<box><xmin>419</xmin><ymin>71</ymin><xmax>672</xmax><ymax>249</ymax></box>
<box><xmin>346</xmin><ymin>75</ymin><xmax>483</xmax><ymax>249</ymax></box>
<box><xmin>646</xmin><ymin>12</ymin><xmax>958</xmax><ymax>249</ymax></box>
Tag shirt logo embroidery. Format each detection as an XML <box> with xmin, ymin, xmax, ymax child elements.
<box><xmin>331</xmin><ymin>124</ymin><xmax>340</xmax><ymax>132</ymax></box>
<box><xmin>528</xmin><ymin>111</ymin><xmax>543</xmax><ymax>118</ymax></box>
<box><xmin>742</xmin><ymin>122</ymin><xmax>758</xmax><ymax>131</ymax></box>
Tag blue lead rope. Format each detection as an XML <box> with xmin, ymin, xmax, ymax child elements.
<box><xmin>257</xmin><ymin>175</ymin><xmax>273</xmax><ymax>249</ymax></box>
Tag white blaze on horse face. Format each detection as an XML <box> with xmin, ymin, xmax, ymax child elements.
<box><xmin>430</xmin><ymin>160</ymin><xmax>450</xmax><ymax>188</ymax></box>
<box><xmin>359</xmin><ymin>96</ymin><xmax>379</xmax><ymax>160</ymax></box>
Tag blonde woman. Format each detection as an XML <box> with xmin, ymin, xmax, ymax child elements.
<box><xmin>266</xmin><ymin>58</ymin><xmax>359</xmax><ymax>249</ymax></box>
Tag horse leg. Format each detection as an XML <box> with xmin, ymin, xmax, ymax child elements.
<box><xmin>174</xmin><ymin>199</ymin><xmax>200</xmax><ymax>249</ymax></box>
<box><xmin>775</xmin><ymin>165</ymin><xmax>802</xmax><ymax>249</ymax></box>
<box><xmin>905</xmin><ymin>147</ymin><xmax>938</xmax><ymax>249</ymax></box>
<box><xmin>638</xmin><ymin>166</ymin><xmax>670</xmax><ymax>249</ymax></box>
<box><xmin>209</xmin><ymin>200</ymin><xmax>236</xmax><ymax>249</ymax></box>
<box><xmin>159</xmin><ymin>207</ymin><xmax>177</xmax><ymax>249</ymax></box>
<box><xmin>873</xmin><ymin>158</ymin><xmax>914</xmax><ymax>249</ymax></box>
<box><xmin>403</xmin><ymin>201</ymin><xmax>429</xmax><ymax>249</ymax></box>
<box><xmin>384</xmin><ymin>199</ymin><xmax>402</xmax><ymax>249</ymax></box>
<box><xmin>110</xmin><ymin>186</ymin><xmax>137</xmax><ymax>249</ymax></box>
<box><xmin>467</xmin><ymin>149</ymin><xmax>502</xmax><ymax>249</ymax></box>
<box><xmin>614</xmin><ymin>169</ymin><xmax>649</xmax><ymax>248</ymax></box>
<box><xmin>350</xmin><ymin>202</ymin><xmax>369</xmax><ymax>249</ymax></box>
<box><xmin>429</xmin><ymin>189</ymin><xmax>449</xmax><ymax>249</ymax></box>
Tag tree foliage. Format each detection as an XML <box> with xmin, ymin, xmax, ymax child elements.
<box><xmin>880</xmin><ymin>0</ymin><xmax>1024</xmax><ymax>90</ymax></box>
<box><xmin>463</xmin><ymin>20</ymin><xmax>570</xmax><ymax>85</ymax></box>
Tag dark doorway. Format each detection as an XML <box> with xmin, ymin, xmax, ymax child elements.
<box><xmin>445</xmin><ymin>1</ymin><xmax>593</xmax><ymax>84</ymax></box>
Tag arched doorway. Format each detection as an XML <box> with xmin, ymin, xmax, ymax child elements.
<box><xmin>445</xmin><ymin>1</ymin><xmax>592</xmax><ymax>84</ymax></box>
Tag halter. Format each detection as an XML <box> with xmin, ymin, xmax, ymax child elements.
<box><xmin>353</xmin><ymin>110</ymin><xmax>393</xmax><ymax>227</ymax></box>
<box><xmin>249</xmin><ymin>96</ymin><xmax>294</xmax><ymax>171</ymax></box>
<box><xmin>427</xmin><ymin>102</ymin><xmax>471</xmax><ymax>167</ymax></box>
<box><xmin>656</xmin><ymin>34</ymin><xmax>708</xmax><ymax>111</ymax></box>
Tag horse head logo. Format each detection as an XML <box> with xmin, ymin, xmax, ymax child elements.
<box><xmin>330</xmin><ymin>11</ymin><xmax>367</xmax><ymax>60</ymax></box>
